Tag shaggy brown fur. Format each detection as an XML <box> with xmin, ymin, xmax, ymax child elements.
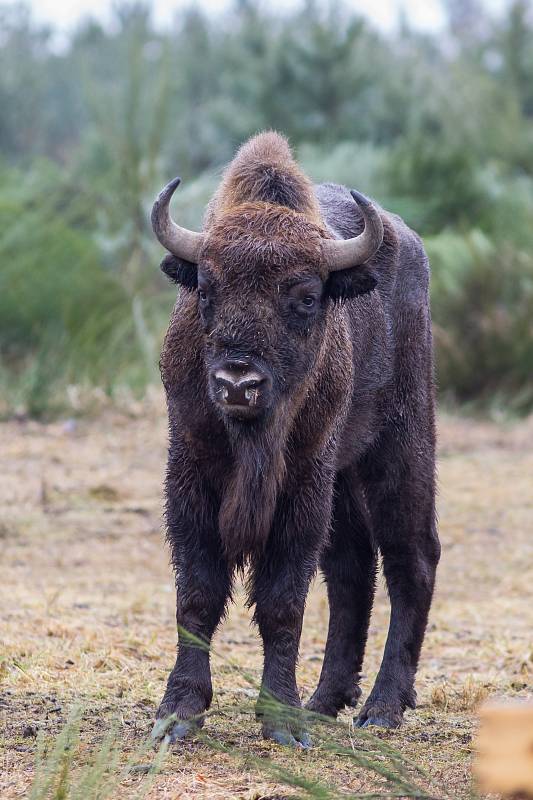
<box><xmin>206</xmin><ymin>131</ymin><xmax>324</xmax><ymax>226</ymax></box>
<box><xmin>204</xmin><ymin>202</ymin><xmax>327</xmax><ymax>277</ymax></box>
<box><xmin>154</xmin><ymin>131</ymin><xmax>440</xmax><ymax>747</ymax></box>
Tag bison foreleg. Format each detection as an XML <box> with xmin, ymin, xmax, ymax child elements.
<box><xmin>153</xmin><ymin>463</ymin><xmax>232</xmax><ymax>743</ymax></box>
<box><xmin>307</xmin><ymin>469</ymin><xmax>377</xmax><ymax>718</ymax></box>
<box><xmin>249</xmin><ymin>465</ymin><xmax>334</xmax><ymax>747</ymax></box>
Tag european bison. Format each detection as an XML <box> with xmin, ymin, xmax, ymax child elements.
<box><xmin>150</xmin><ymin>132</ymin><xmax>440</xmax><ymax>747</ymax></box>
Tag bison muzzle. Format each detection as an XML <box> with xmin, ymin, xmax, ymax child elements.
<box><xmin>150</xmin><ymin>132</ymin><xmax>440</xmax><ymax>747</ymax></box>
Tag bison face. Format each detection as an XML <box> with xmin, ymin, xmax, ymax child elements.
<box><xmin>197</xmin><ymin>265</ymin><xmax>326</xmax><ymax>422</ymax></box>
<box><xmin>155</xmin><ymin>192</ymin><xmax>383</xmax><ymax>424</ymax></box>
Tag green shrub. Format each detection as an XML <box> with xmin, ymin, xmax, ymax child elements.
<box><xmin>298</xmin><ymin>140</ymin><xmax>387</xmax><ymax>196</ymax></box>
<box><xmin>0</xmin><ymin>165</ymin><xmax>172</xmax><ymax>417</ymax></box>
<box><xmin>428</xmin><ymin>229</ymin><xmax>533</xmax><ymax>413</ymax></box>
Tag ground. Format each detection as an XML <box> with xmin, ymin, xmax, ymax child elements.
<box><xmin>1</xmin><ymin>400</ymin><xmax>532</xmax><ymax>799</ymax></box>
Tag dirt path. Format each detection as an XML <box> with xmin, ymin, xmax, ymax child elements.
<box><xmin>1</xmin><ymin>406</ymin><xmax>532</xmax><ymax>798</ymax></box>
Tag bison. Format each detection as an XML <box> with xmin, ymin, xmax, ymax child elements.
<box><xmin>150</xmin><ymin>132</ymin><xmax>440</xmax><ymax>747</ymax></box>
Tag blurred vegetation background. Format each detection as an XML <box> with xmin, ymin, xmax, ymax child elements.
<box><xmin>1</xmin><ymin>0</ymin><xmax>532</xmax><ymax>417</ymax></box>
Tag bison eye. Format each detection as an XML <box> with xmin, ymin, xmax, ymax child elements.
<box><xmin>302</xmin><ymin>296</ymin><xmax>315</xmax><ymax>308</ymax></box>
<box><xmin>198</xmin><ymin>289</ymin><xmax>209</xmax><ymax>303</ymax></box>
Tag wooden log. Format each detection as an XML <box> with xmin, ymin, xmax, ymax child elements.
<box><xmin>474</xmin><ymin>701</ymin><xmax>533</xmax><ymax>797</ymax></box>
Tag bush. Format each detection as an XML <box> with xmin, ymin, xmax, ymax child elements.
<box><xmin>0</xmin><ymin>164</ymin><xmax>172</xmax><ymax>417</ymax></box>
<box><xmin>428</xmin><ymin>229</ymin><xmax>533</xmax><ymax>413</ymax></box>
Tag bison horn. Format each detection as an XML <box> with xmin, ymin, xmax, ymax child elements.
<box><xmin>322</xmin><ymin>190</ymin><xmax>384</xmax><ymax>271</ymax></box>
<box><xmin>151</xmin><ymin>177</ymin><xmax>204</xmax><ymax>263</ymax></box>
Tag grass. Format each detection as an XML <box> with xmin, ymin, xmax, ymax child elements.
<box><xmin>22</xmin><ymin>693</ymin><xmax>442</xmax><ymax>800</ymax></box>
<box><xmin>1</xmin><ymin>404</ymin><xmax>532</xmax><ymax>798</ymax></box>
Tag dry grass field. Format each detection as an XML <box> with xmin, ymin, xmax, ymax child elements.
<box><xmin>1</xmin><ymin>401</ymin><xmax>532</xmax><ymax>799</ymax></box>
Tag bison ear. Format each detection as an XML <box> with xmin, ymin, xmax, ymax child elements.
<box><xmin>160</xmin><ymin>254</ymin><xmax>198</xmax><ymax>290</ymax></box>
<box><xmin>324</xmin><ymin>265</ymin><xmax>378</xmax><ymax>303</ymax></box>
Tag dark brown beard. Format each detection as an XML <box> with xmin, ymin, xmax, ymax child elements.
<box><xmin>218</xmin><ymin>416</ymin><xmax>286</xmax><ymax>566</ymax></box>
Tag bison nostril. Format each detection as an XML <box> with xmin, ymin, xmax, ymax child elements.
<box><xmin>244</xmin><ymin>385</ymin><xmax>262</xmax><ymax>406</ymax></box>
<box><xmin>212</xmin><ymin>366</ymin><xmax>267</xmax><ymax>408</ymax></box>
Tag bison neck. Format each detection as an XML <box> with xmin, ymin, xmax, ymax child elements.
<box><xmin>218</xmin><ymin>417</ymin><xmax>287</xmax><ymax>566</ymax></box>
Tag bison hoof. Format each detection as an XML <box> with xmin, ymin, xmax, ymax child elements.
<box><xmin>306</xmin><ymin>684</ymin><xmax>362</xmax><ymax>718</ymax></box>
<box><xmin>256</xmin><ymin>690</ymin><xmax>311</xmax><ymax>748</ymax></box>
<box><xmin>263</xmin><ymin>724</ymin><xmax>312</xmax><ymax>749</ymax></box>
<box><xmin>151</xmin><ymin>715</ymin><xmax>202</xmax><ymax>745</ymax></box>
<box><xmin>355</xmin><ymin>702</ymin><xmax>403</xmax><ymax>729</ymax></box>
<box><xmin>357</xmin><ymin>715</ymin><xmax>398</xmax><ymax>729</ymax></box>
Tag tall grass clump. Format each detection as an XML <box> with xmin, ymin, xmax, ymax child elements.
<box><xmin>28</xmin><ymin>707</ymin><xmax>168</xmax><ymax>800</ymax></box>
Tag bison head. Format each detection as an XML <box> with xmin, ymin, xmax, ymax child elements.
<box><xmin>152</xmin><ymin>177</ymin><xmax>383</xmax><ymax>425</ymax></box>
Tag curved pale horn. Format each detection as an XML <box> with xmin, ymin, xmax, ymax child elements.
<box><xmin>322</xmin><ymin>190</ymin><xmax>384</xmax><ymax>271</ymax></box>
<box><xmin>151</xmin><ymin>177</ymin><xmax>204</xmax><ymax>263</ymax></box>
